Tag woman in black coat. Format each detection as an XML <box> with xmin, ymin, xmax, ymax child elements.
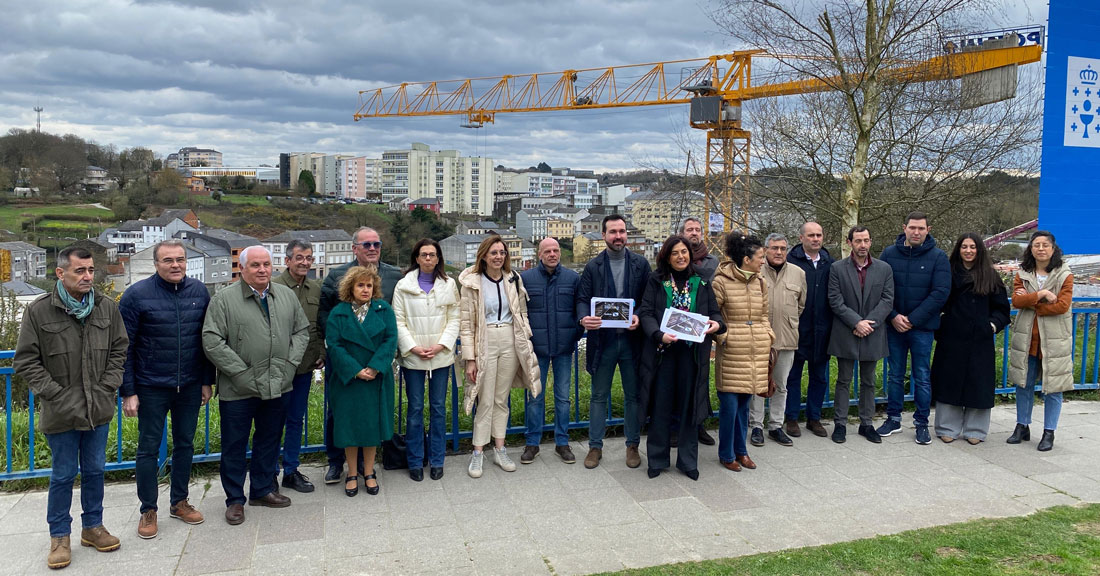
<box><xmin>637</xmin><ymin>235</ymin><xmax>725</xmax><ymax>480</ymax></box>
<box><xmin>931</xmin><ymin>233</ymin><xmax>1011</xmax><ymax>444</ymax></box>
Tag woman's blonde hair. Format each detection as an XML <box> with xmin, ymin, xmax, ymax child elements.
<box><xmin>473</xmin><ymin>235</ymin><xmax>511</xmax><ymax>275</ymax></box>
<box><xmin>338</xmin><ymin>265</ymin><xmax>382</xmax><ymax>303</ymax></box>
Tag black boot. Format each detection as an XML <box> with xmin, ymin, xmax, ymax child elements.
<box><xmin>1037</xmin><ymin>429</ymin><xmax>1055</xmax><ymax>452</ymax></box>
<box><xmin>1006</xmin><ymin>424</ymin><xmax>1030</xmax><ymax>444</ymax></box>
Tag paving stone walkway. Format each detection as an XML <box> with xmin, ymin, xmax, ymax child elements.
<box><xmin>3</xmin><ymin>402</ymin><xmax>1100</xmax><ymax>575</ymax></box>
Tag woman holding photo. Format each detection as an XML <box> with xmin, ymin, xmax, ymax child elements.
<box><xmin>637</xmin><ymin>235</ymin><xmax>724</xmax><ymax>480</ymax></box>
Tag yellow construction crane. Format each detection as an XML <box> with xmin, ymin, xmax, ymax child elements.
<box><xmin>355</xmin><ymin>42</ymin><xmax>1041</xmax><ymax>234</ymax></box>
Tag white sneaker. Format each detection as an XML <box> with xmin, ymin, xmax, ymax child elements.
<box><xmin>493</xmin><ymin>447</ymin><xmax>517</xmax><ymax>472</ymax></box>
<box><xmin>468</xmin><ymin>451</ymin><xmax>484</xmax><ymax>478</ymax></box>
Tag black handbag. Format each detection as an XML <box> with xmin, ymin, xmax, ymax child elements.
<box><xmin>381</xmin><ymin>433</ymin><xmax>408</xmax><ymax>470</ymax></box>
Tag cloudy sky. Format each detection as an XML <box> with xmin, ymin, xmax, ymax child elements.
<box><xmin>0</xmin><ymin>0</ymin><xmax>1047</xmax><ymax>172</ymax></box>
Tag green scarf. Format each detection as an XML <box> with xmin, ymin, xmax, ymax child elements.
<box><xmin>663</xmin><ymin>275</ymin><xmax>701</xmax><ymax>312</ymax></box>
<box><xmin>56</xmin><ymin>280</ymin><xmax>94</xmax><ymax>322</ymax></box>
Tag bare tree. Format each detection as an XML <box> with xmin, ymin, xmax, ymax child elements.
<box><xmin>712</xmin><ymin>0</ymin><xmax>1041</xmax><ymax>252</ymax></box>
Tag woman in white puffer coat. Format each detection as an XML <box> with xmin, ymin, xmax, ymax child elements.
<box><xmin>392</xmin><ymin>238</ymin><xmax>461</xmax><ymax>482</ymax></box>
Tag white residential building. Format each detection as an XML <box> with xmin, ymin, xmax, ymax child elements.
<box><xmin>381</xmin><ymin>143</ymin><xmax>494</xmax><ymax>215</ymax></box>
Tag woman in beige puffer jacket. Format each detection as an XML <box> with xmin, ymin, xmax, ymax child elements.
<box><xmin>712</xmin><ymin>232</ymin><xmax>774</xmax><ymax>472</ymax></box>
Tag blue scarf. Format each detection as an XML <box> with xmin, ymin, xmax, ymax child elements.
<box><xmin>56</xmin><ymin>280</ymin><xmax>94</xmax><ymax>322</ymax></box>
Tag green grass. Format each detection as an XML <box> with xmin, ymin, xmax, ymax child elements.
<box><xmin>0</xmin><ymin>203</ymin><xmax>115</xmax><ymax>236</ymax></box>
<box><xmin>605</xmin><ymin>503</ymin><xmax>1100</xmax><ymax>576</ymax></box>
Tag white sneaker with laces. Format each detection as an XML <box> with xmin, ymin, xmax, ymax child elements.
<box><xmin>493</xmin><ymin>447</ymin><xmax>517</xmax><ymax>472</ymax></box>
<box><xmin>468</xmin><ymin>451</ymin><xmax>484</xmax><ymax>478</ymax></box>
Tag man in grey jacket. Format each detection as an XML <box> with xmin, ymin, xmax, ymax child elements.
<box><xmin>203</xmin><ymin>246</ymin><xmax>309</xmax><ymax>525</ymax></box>
<box><xmin>15</xmin><ymin>246</ymin><xmax>129</xmax><ymax>569</ymax></box>
<box><xmin>827</xmin><ymin>226</ymin><xmax>894</xmax><ymax>445</ymax></box>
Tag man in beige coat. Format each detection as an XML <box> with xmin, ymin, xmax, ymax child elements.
<box><xmin>750</xmin><ymin>233</ymin><xmax>806</xmax><ymax>447</ymax></box>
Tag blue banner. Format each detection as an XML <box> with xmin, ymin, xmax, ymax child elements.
<box><xmin>1039</xmin><ymin>1</ymin><xmax>1100</xmax><ymax>254</ymax></box>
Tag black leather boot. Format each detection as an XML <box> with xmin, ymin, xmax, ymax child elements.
<box><xmin>1006</xmin><ymin>424</ymin><xmax>1030</xmax><ymax>444</ymax></box>
<box><xmin>1037</xmin><ymin>429</ymin><xmax>1055</xmax><ymax>452</ymax></box>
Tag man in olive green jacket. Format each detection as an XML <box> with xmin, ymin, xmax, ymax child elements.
<box><xmin>272</xmin><ymin>239</ymin><xmax>324</xmax><ymax>493</ymax></box>
<box><xmin>14</xmin><ymin>246</ymin><xmax>128</xmax><ymax>569</ymax></box>
<box><xmin>202</xmin><ymin>246</ymin><xmax>309</xmax><ymax>525</ymax></box>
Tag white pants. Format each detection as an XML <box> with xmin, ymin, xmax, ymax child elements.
<box><xmin>749</xmin><ymin>350</ymin><xmax>795</xmax><ymax>431</ymax></box>
<box><xmin>472</xmin><ymin>324</ymin><xmax>518</xmax><ymax>446</ymax></box>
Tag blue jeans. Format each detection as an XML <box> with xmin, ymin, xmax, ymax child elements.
<box><xmin>135</xmin><ymin>385</ymin><xmax>201</xmax><ymax>513</ymax></box>
<box><xmin>46</xmin><ymin>423</ymin><xmax>110</xmax><ymax>537</ymax></box>
<box><xmin>785</xmin><ymin>351</ymin><xmax>830</xmax><ymax>422</ymax></box>
<box><xmin>718</xmin><ymin>391</ymin><xmax>751</xmax><ymax>462</ymax></box>
<box><xmin>1016</xmin><ymin>355</ymin><xmax>1064</xmax><ymax>430</ymax></box>
<box><xmin>588</xmin><ymin>337</ymin><xmax>640</xmax><ymax>449</ymax></box>
<box><xmin>404</xmin><ymin>367</ymin><xmax>449</xmax><ymax>468</ymax></box>
<box><xmin>886</xmin><ymin>328</ymin><xmax>934</xmax><ymax>426</ymax></box>
<box><xmin>526</xmin><ymin>353</ymin><xmax>573</xmax><ymax>446</ymax></box>
<box><xmin>281</xmin><ymin>372</ymin><xmax>313</xmax><ymax>474</ymax></box>
<box><xmin>219</xmin><ymin>397</ymin><xmax>285</xmax><ymax>506</ymax></box>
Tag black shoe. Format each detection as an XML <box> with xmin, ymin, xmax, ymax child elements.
<box><xmin>409</xmin><ymin>468</ymin><xmax>424</xmax><ymax>482</ymax></box>
<box><xmin>1007</xmin><ymin>424</ymin><xmax>1031</xmax><ymax>444</ymax></box>
<box><xmin>344</xmin><ymin>475</ymin><xmax>358</xmax><ymax>497</ymax></box>
<box><xmin>682</xmin><ymin>468</ymin><xmax>699</xmax><ymax>481</ymax></box>
<box><xmin>430</xmin><ymin>467</ymin><xmax>444</xmax><ymax>480</ymax></box>
<box><xmin>768</xmin><ymin>428</ymin><xmax>793</xmax><ymax>446</ymax></box>
<box><xmin>750</xmin><ymin>427</ymin><xmax>765</xmax><ymax>447</ymax></box>
<box><xmin>1037</xmin><ymin>429</ymin><xmax>1055</xmax><ymax>452</ymax></box>
<box><xmin>832</xmin><ymin>424</ymin><xmax>847</xmax><ymax>444</ymax></box>
<box><xmin>647</xmin><ymin>468</ymin><xmax>661</xmax><ymax>479</ymax></box>
<box><xmin>697</xmin><ymin>426</ymin><xmax>716</xmax><ymax>446</ymax></box>
<box><xmin>281</xmin><ymin>470</ymin><xmax>315</xmax><ymax>493</ymax></box>
<box><xmin>858</xmin><ymin>424</ymin><xmax>882</xmax><ymax>444</ymax></box>
<box><xmin>364</xmin><ymin>472</ymin><xmax>380</xmax><ymax>495</ymax></box>
<box><xmin>324</xmin><ymin>464</ymin><xmax>342</xmax><ymax>485</ymax></box>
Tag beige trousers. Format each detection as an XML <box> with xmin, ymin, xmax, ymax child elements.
<box><xmin>472</xmin><ymin>324</ymin><xmax>518</xmax><ymax>446</ymax></box>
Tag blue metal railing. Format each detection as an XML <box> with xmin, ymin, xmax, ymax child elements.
<box><xmin>4</xmin><ymin>298</ymin><xmax>1100</xmax><ymax>481</ymax></box>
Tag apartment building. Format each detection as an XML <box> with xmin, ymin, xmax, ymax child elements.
<box><xmin>381</xmin><ymin>143</ymin><xmax>494</xmax><ymax>216</ymax></box>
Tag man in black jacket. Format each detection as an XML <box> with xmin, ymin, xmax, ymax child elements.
<box><xmin>120</xmin><ymin>240</ymin><xmax>213</xmax><ymax>539</ymax></box>
<box><xmin>576</xmin><ymin>215</ymin><xmax>651</xmax><ymax>469</ymax></box>
<box><xmin>784</xmin><ymin>222</ymin><xmax>834</xmax><ymax>438</ymax></box>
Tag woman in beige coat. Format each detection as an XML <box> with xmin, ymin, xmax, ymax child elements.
<box><xmin>712</xmin><ymin>232</ymin><xmax>774</xmax><ymax>471</ymax></box>
<box><xmin>1007</xmin><ymin>231</ymin><xmax>1074</xmax><ymax>452</ymax></box>
<box><xmin>458</xmin><ymin>235</ymin><xmax>541</xmax><ymax>478</ymax></box>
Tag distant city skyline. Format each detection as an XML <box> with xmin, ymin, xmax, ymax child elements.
<box><xmin>0</xmin><ymin>0</ymin><xmax>1047</xmax><ymax>172</ymax></box>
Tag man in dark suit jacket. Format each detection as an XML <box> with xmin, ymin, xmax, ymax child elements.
<box><xmin>827</xmin><ymin>226</ymin><xmax>894</xmax><ymax>445</ymax></box>
<box><xmin>575</xmin><ymin>214</ymin><xmax>651</xmax><ymax>469</ymax></box>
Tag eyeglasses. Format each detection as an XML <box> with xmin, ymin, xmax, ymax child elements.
<box><xmin>159</xmin><ymin>257</ymin><xmax>187</xmax><ymax>265</ymax></box>
<box><xmin>418</xmin><ymin>253</ymin><xmax>438</xmax><ymax>259</ymax></box>
<box><xmin>356</xmin><ymin>241</ymin><xmax>382</xmax><ymax>250</ymax></box>
<box><xmin>291</xmin><ymin>255</ymin><xmax>315</xmax><ymax>262</ymax></box>
<box><xmin>767</xmin><ymin>246</ymin><xmax>788</xmax><ymax>252</ymax></box>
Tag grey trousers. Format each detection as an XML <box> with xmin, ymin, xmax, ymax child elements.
<box><xmin>834</xmin><ymin>359</ymin><xmax>877</xmax><ymax>426</ymax></box>
<box><xmin>750</xmin><ymin>350</ymin><xmax>795</xmax><ymax>430</ymax></box>
<box><xmin>934</xmin><ymin>402</ymin><xmax>991</xmax><ymax>441</ymax></box>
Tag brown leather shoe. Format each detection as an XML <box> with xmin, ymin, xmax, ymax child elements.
<box><xmin>584</xmin><ymin>447</ymin><xmax>602</xmax><ymax>469</ymax></box>
<box><xmin>80</xmin><ymin>525</ymin><xmax>120</xmax><ymax>552</ymax></box>
<box><xmin>736</xmin><ymin>454</ymin><xmax>756</xmax><ymax>470</ymax></box>
<box><xmin>520</xmin><ymin>445</ymin><xmax>539</xmax><ymax>464</ymax></box>
<box><xmin>249</xmin><ymin>491</ymin><xmax>291</xmax><ymax>508</ymax></box>
<box><xmin>225</xmin><ymin>503</ymin><xmax>245</xmax><ymax>525</ymax></box>
<box><xmin>722</xmin><ymin>459</ymin><xmax>742</xmax><ymax>472</ymax></box>
<box><xmin>47</xmin><ymin>535</ymin><xmax>70</xmax><ymax>569</ymax></box>
<box><xmin>784</xmin><ymin>419</ymin><xmax>802</xmax><ymax>438</ymax></box>
<box><xmin>625</xmin><ymin>445</ymin><xmax>641</xmax><ymax>469</ymax></box>
<box><xmin>137</xmin><ymin>510</ymin><xmax>158</xmax><ymax>539</ymax></box>
<box><xmin>170</xmin><ymin>499</ymin><xmax>204</xmax><ymax>525</ymax></box>
<box><xmin>806</xmin><ymin>419</ymin><xmax>828</xmax><ymax>437</ymax></box>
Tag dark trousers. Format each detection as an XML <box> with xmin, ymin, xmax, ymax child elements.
<box><xmin>324</xmin><ymin>364</ymin><xmax>365</xmax><ymax>472</ymax></box>
<box><xmin>135</xmin><ymin>385</ymin><xmax>201</xmax><ymax>513</ymax></box>
<box><xmin>219</xmin><ymin>397</ymin><xmax>286</xmax><ymax>506</ymax></box>
<box><xmin>785</xmin><ymin>350</ymin><xmax>830</xmax><ymax>422</ymax></box>
<box><xmin>45</xmin><ymin>424</ymin><xmax>109</xmax><ymax>537</ymax></box>
<box><xmin>280</xmin><ymin>372</ymin><xmax>312</xmax><ymax>474</ymax></box>
<box><xmin>646</xmin><ymin>342</ymin><xmax>699</xmax><ymax>473</ymax></box>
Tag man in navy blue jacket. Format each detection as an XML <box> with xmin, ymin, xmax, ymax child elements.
<box><xmin>520</xmin><ymin>238</ymin><xmax>583</xmax><ymax>464</ymax></box>
<box><xmin>876</xmin><ymin>212</ymin><xmax>951</xmax><ymax>445</ymax></box>
<box><xmin>576</xmin><ymin>215</ymin><xmax>651</xmax><ymax>469</ymax></box>
<box><xmin>784</xmin><ymin>222</ymin><xmax>834</xmax><ymax>438</ymax></box>
<box><xmin>120</xmin><ymin>240</ymin><xmax>214</xmax><ymax>539</ymax></box>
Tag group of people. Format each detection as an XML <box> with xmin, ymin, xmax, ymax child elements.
<box><xmin>12</xmin><ymin>214</ymin><xmax>1075</xmax><ymax>570</ymax></box>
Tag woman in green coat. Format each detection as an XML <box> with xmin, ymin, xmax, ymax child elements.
<box><xmin>326</xmin><ymin>266</ymin><xmax>398</xmax><ymax>496</ymax></box>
